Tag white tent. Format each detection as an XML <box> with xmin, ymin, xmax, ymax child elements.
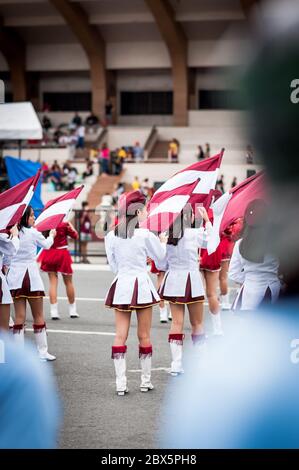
<box><xmin>0</xmin><ymin>102</ymin><xmax>42</xmax><ymax>140</ymax></box>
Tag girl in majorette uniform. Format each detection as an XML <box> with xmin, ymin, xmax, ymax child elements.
<box><xmin>0</xmin><ymin>226</ymin><xmax>19</xmax><ymax>331</ymax></box>
<box><xmin>38</xmin><ymin>221</ymin><xmax>79</xmax><ymax>320</ymax></box>
<box><xmin>149</xmin><ymin>260</ymin><xmax>171</xmax><ymax>323</ymax></box>
<box><xmin>229</xmin><ymin>199</ymin><xmax>280</xmax><ymax>310</ymax></box>
<box><xmin>200</xmin><ymin>208</ymin><xmax>223</xmax><ymax>336</ymax></box>
<box><xmin>218</xmin><ymin>218</ymin><xmax>243</xmax><ymax>310</ymax></box>
<box><xmin>4</xmin><ymin>206</ymin><xmax>57</xmax><ymax>361</ymax></box>
<box><xmin>159</xmin><ymin>206</ymin><xmax>212</xmax><ymax>376</ymax></box>
<box><xmin>105</xmin><ymin>190</ymin><xmax>167</xmax><ymax>396</ymax></box>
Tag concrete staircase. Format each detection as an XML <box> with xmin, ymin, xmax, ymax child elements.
<box><xmin>148</xmin><ymin>140</ymin><xmax>169</xmax><ymax>161</ymax></box>
<box><xmin>87</xmin><ymin>171</ymin><xmax>125</xmax><ymax>209</ymax></box>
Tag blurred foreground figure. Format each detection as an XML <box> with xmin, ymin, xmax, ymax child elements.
<box><xmin>159</xmin><ymin>0</ymin><xmax>299</xmax><ymax>448</ymax></box>
<box><xmin>0</xmin><ymin>334</ymin><xmax>61</xmax><ymax>448</ymax></box>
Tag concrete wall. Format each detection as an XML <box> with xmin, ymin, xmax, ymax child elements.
<box><xmin>107</xmin><ymin>126</ymin><xmax>151</xmax><ymax>149</ymax></box>
<box><xmin>4</xmin><ymin>147</ymin><xmax>69</xmax><ymax>164</ymax></box>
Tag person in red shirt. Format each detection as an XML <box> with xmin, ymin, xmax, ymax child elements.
<box><xmin>38</xmin><ymin>221</ymin><xmax>79</xmax><ymax>320</ymax></box>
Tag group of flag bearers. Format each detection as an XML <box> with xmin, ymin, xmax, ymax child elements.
<box><xmin>0</xmin><ymin>153</ymin><xmax>280</xmax><ymax>397</ymax></box>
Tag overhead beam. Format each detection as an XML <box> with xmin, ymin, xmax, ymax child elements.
<box><xmin>145</xmin><ymin>0</ymin><xmax>188</xmax><ymax>126</ymax></box>
<box><xmin>0</xmin><ymin>21</ymin><xmax>27</xmax><ymax>101</ymax></box>
<box><xmin>49</xmin><ymin>0</ymin><xmax>106</xmax><ymax>118</ymax></box>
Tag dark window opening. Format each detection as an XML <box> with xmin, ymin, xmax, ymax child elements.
<box><xmin>43</xmin><ymin>92</ymin><xmax>91</xmax><ymax>111</ymax></box>
<box><xmin>198</xmin><ymin>90</ymin><xmax>244</xmax><ymax>110</ymax></box>
<box><xmin>121</xmin><ymin>91</ymin><xmax>173</xmax><ymax>115</ymax></box>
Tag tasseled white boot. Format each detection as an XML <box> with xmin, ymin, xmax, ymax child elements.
<box><xmin>139</xmin><ymin>345</ymin><xmax>154</xmax><ymax>392</ymax></box>
<box><xmin>210</xmin><ymin>311</ymin><xmax>224</xmax><ymax>336</ymax></box>
<box><xmin>220</xmin><ymin>293</ymin><xmax>231</xmax><ymax>311</ymax></box>
<box><xmin>33</xmin><ymin>323</ymin><xmax>56</xmax><ymax>361</ymax></box>
<box><xmin>13</xmin><ymin>324</ymin><xmax>25</xmax><ymax>347</ymax></box>
<box><xmin>50</xmin><ymin>303</ymin><xmax>60</xmax><ymax>320</ymax></box>
<box><xmin>168</xmin><ymin>334</ymin><xmax>184</xmax><ymax>376</ymax></box>
<box><xmin>159</xmin><ymin>305</ymin><xmax>168</xmax><ymax>323</ymax></box>
<box><xmin>69</xmin><ymin>302</ymin><xmax>79</xmax><ymax>318</ymax></box>
<box><xmin>112</xmin><ymin>345</ymin><xmax>128</xmax><ymax>396</ymax></box>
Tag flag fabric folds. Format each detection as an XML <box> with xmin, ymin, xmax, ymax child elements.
<box><xmin>143</xmin><ymin>151</ymin><xmax>224</xmax><ymax>232</ymax></box>
<box><xmin>34</xmin><ymin>186</ymin><xmax>84</xmax><ymax>232</ymax></box>
<box><xmin>207</xmin><ymin>171</ymin><xmax>267</xmax><ymax>254</ymax></box>
<box><xmin>0</xmin><ymin>170</ymin><xmax>41</xmax><ymax>230</ymax></box>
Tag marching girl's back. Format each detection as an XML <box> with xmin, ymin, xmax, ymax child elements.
<box><xmin>104</xmin><ymin>190</ymin><xmax>167</xmax><ymax>396</ymax></box>
<box><xmin>5</xmin><ymin>206</ymin><xmax>57</xmax><ymax>361</ymax></box>
<box><xmin>159</xmin><ymin>206</ymin><xmax>212</xmax><ymax>376</ymax></box>
<box><xmin>0</xmin><ymin>226</ymin><xmax>19</xmax><ymax>330</ymax></box>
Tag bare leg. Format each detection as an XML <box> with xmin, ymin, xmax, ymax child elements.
<box><xmin>62</xmin><ymin>274</ymin><xmax>75</xmax><ymax>304</ymax></box>
<box><xmin>204</xmin><ymin>270</ymin><xmax>220</xmax><ymax>314</ymax></box>
<box><xmin>137</xmin><ymin>307</ymin><xmax>152</xmax><ymax>347</ymax></box>
<box><xmin>13</xmin><ymin>298</ymin><xmax>27</xmax><ymax>345</ymax></box>
<box><xmin>114</xmin><ymin>309</ymin><xmax>132</xmax><ymax>346</ymax></box>
<box><xmin>0</xmin><ymin>304</ymin><xmax>10</xmax><ymax>331</ymax></box>
<box><xmin>169</xmin><ymin>303</ymin><xmax>184</xmax><ymax>335</ymax></box>
<box><xmin>188</xmin><ymin>301</ymin><xmax>205</xmax><ymax>335</ymax></box>
<box><xmin>48</xmin><ymin>272</ymin><xmax>58</xmax><ymax>304</ymax></box>
<box><xmin>220</xmin><ymin>261</ymin><xmax>230</xmax><ymax>295</ymax></box>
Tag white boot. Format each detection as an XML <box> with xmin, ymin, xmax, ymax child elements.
<box><xmin>210</xmin><ymin>311</ymin><xmax>224</xmax><ymax>336</ymax></box>
<box><xmin>112</xmin><ymin>346</ymin><xmax>128</xmax><ymax>396</ymax></box>
<box><xmin>191</xmin><ymin>334</ymin><xmax>208</xmax><ymax>368</ymax></box>
<box><xmin>139</xmin><ymin>346</ymin><xmax>154</xmax><ymax>392</ymax></box>
<box><xmin>9</xmin><ymin>316</ymin><xmax>14</xmax><ymax>329</ymax></box>
<box><xmin>169</xmin><ymin>334</ymin><xmax>184</xmax><ymax>376</ymax></box>
<box><xmin>159</xmin><ymin>306</ymin><xmax>168</xmax><ymax>323</ymax></box>
<box><xmin>69</xmin><ymin>302</ymin><xmax>79</xmax><ymax>318</ymax></box>
<box><xmin>50</xmin><ymin>303</ymin><xmax>60</xmax><ymax>320</ymax></box>
<box><xmin>33</xmin><ymin>324</ymin><xmax>56</xmax><ymax>361</ymax></box>
<box><xmin>13</xmin><ymin>324</ymin><xmax>25</xmax><ymax>347</ymax></box>
<box><xmin>220</xmin><ymin>293</ymin><xmax>231</xmax><ymax>310</ymax></box>
<box><xmin>167</xmin><ymin>305</ymin><xmax>172</xmax><ymax>321</ymax></box>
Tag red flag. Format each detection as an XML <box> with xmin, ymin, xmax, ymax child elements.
<box><xmin>207</xmin><ymin>171</ymin><xmax>267</xmax><ymax>254</ymax></box>
<box><xmin>34</xmin><ymin>186</ymin><xmax>84</xmax><ymax>232</ymax></box>
<box><xmin>0</xmin><ymin>170</ymin><xmax>41</xmax><ymax>230</ymax></box>
<box><xmin>142</xmin><ymin>151</ymin><xmax>224</xmax><ymax>232</ymax></box>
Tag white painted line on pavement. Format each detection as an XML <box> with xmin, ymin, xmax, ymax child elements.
<box><xmin>128</xmin><ymin>367</ymin><xmax>170</xmax><ymax>373</ymax></box>
<box><xmin>72</xmin><ymin>264</ymin><xmax>111</xmax><ymax>271</ymax></box>
<box><xmin>26</xmin><ymin>328</ymin><xmax>115</xmax><ymax>336</ymax></box>
<box><xmin>45</xmin><ymin>296</ymin><xmax>105</xmax><ymax>302</ymax></box>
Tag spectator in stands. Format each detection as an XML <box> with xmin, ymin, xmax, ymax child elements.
<box><xmin>118</xmin><ymin>146</ymin><xmax>127</xmax><ymax>162</ymax></box>
<box><xmin>246</xmin><ymin>144</ymin><xmax>254</xmax><ymax>164</ymax></box>
<box><xmin>216</xmin><ymin>174</ymin><xmax>225</xmax><ymax>193</ymax></box>
<box><xmin>72</xmin><ymin>112</ymin><xmax>82</xmax><ymax>127</ymax></box>
<box><xmin>105</xmin><ymin>99</ymin><xmax>113</xmax><ymax>125</ymax></box>
<box><xmin>111</xmin><ymin>150</ymin><xmax>123</xmax><ymax>176</ymax></box>
<box><xmin>67</xmin><ymin>130</ymin><xmax>78</xmax><ymax>160</ymax></box>
<box><xmin>231</xmin><ymin>176</ymin><xmax>238</xmax><ymax>188</ymax></box>
<box><xmin>112</xmin><ymin>182</ymin><xmax>125</xmax><ymax>204</ymax></box>
<box><xmin>83</xmin><ymin>159</ymin><xmax>94</xmax><ymax>180</ymax></box>
<box><xmin>51</xmin><ymin>160</ymin><xmax>62</xmax><ymax>174</ymax></box>
<box><xmin>66</xmin><ymin>166</ymin><xmax>78</xmax><ymax>190</ymax></box>
<box><xmin>132</xmin><ymin>176</ymin><xmax>140</xmax><ymax>191</ymax></box>
<box><xmin>141</xmin><ymin>178</ymin><xmax>150</xmax><ymax>198</ymax></box>
<box><xmin>205</xmin><ymin>143</ymin><xmax>211</xmax><ymax>159</ymax></box>
<box><xmin>99</xmin><ymin>143</ymin><xmax>110</xmax><ymax>176</ymax></box>
<box><xmin>49</xmin><ymin>169</ymin><xmax>63</xmax><ymax>191</ymax></box>
<box><xmin>168</xmin><ymin>138</ymin><xmax>179</xmax><ymax>163</ymax></box>
<box><xmin>76</xmin><ymin>125</ymin><xmax>85</xmax><ymax>150</ymax></box>
<box><xmin>53</xmin><ymin>128</ymin><xmax>63</xmax><ymax>145</ymax></box>
<box><xmin>79</xmin><ymin>201</ymin><xmax>92</xmax><ymax>264</ymax></box>
<box><xmin>85</xmin><ymin>113</ymin><xmax>99</xmax><ymax>127</ymax></box>
<box><xmin>42</xmin><ymin>115</ymin><xmax>52</xmax><ymax>131</ymax></box>
<box><xmin>133</xmin><ymin>141</ymin><xmax>144</xmax><ymax>162</ymax></box>
<box><xmin>197</xmin><ymin>145</ymin><xmax>205</xmax><ymax>160</ymax></box>
<box><xmin>41</xmin><ymin>161</ymin><xmax>50</xmax><ymax>183</ymax></box>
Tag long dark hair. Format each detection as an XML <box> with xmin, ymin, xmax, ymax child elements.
<box><xmin>114</xmin><ymin>201</ymin><xmax>145</xmax><ymax>239</ymax></box>
<box><xmin>167</xmin><ymin>207</ymin><xmax>193</xmax><ymax>246</ymax></box>
<box><xmin>239</xmin><ymin>199</ymin><xmax>267</xmax><ymax>263</ymax></box>
<box><xmin>18</xmin><ymin>205</ymin><xmax>33</xmax><ymax>230</ymax></box>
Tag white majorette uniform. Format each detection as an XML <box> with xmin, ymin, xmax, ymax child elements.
<box><xmin>105</xmin><ymin>228</ymin><xmax>166</xmax><ymax>312</ymax></box>
<box><xmin>5</xmin><ymin>227</ymin><xmax>54</xmax><ymax>298</ymax></box>
<box><xmin>0</xmin><ymin>233</ymin><xmax>20</xmax><ymax>304</ymax></box>
<box><xmin>229</xmin><ymin>239</ymin><xmax>281</xmax><ymax>311</ymax></box>
<box><xmin>159</xmin><ymin>223</ymin><xmax>212</xmax><ymax>304</ymax></box>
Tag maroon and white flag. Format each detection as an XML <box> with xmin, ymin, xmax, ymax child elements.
<box><xmin>207</xmin><ymin>170</ymin><xmax>267</xmax><ymax>254</ymax></box>
<box><xmin>0</xmin><ymin>170</ymin><xmax>41</xmax><ymax>230</ymax></box>
<box><xmin>142</xmin><ymin>151</ymin><xmax>224</xmax><ymax>232</ymax></box>
<box><xmin>35</xmin><ymin>185</ymin><xmax>84</xmax><ymax>232</ymax></box>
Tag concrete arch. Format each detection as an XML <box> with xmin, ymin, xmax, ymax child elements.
<box><xmin>49</xmin><ymin>0</ymin><xmax>107</xmax><ymax>119</ymax></box>
<box><xmin>145</xmin><ymin>0</ymin><xmax>188</xmax><ymax>126</ymax></box>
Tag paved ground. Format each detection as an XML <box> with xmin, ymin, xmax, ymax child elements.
<box><xmin>23</xmin><ymin>267</ymin><xmax>237</xmax><ymax>449</ymax></box>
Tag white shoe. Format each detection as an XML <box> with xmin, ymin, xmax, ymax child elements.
<box><xmin>159</xmin><ymin>306</ymin><xmax>168</xmax><ymax>323</ymax></box>
<box><xmin>220</xmin><ymin>294</ymin><xmax>231</xmax><ymax>311</ymax></box>
<box><xmin>140</xmin><ymin>346</ymin><xmax>154</xmax><ymax>392</ymax></box>
<box><xmin>117</xmin><ymin>388</ymin><xmax>129</xmax><ymax>396</ymax></box>
<box><xmin>34</xmin><ymin>325</ymin><xmax>56</xmax><ymax>361</ymax></box>
<box><xmin>50</xmin><ymin>303</ymin><xmax>60</xmax><ymax>320</ymax></box>
<box><xmin>69</xmin><ymin>302</ymin><xmax>79</xmax><ymax>318</ymax></box>
<box><xmin>210</xmin><ymin>311</ymin><xmax>224</xmax><ymax>336</ymax></box>
<box><xmin>40</xmin><ymin>352</ymin><xmax>56</xmax><ymax>362</ymax></box>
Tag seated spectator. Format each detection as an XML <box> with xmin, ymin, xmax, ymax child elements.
<box><xmin>72</xmin><ymin>112</ymin><xmax>82</xmax><ymax>127</ymax></box>
<box><xmin>141</xmin><ymin>178</ymin><xmax>150</xmax><ymax>197</ymax></box>
<box><xmin>246</xmin><ymin>144</ymin><xmax>254</xmax><ymax>164</ymax></box>
<box><xmin>51</xmin><ymin>160</ymin><xmax>62</xmax><ymax>174</ymax></box>
<box><xmin>41</xmin><ymin>161</ymin><xmax>50</xmax><ymax>183</ymax></box>
<box><xmin>66</xmin><ymin>166</ymin><xmax>78</xmax><ymax>190</ymax></box>
<box><xmin>168</xmin><ymin>138</ymin><xmax>179</xmax><ymax>163</ymax></box>
<box><xmin>49</xmin><ymin>170</ymin><xmax>63</xmax><ymax>191</ymax></box>
<box><xmin>112</xmin><ymin>182</ymin><xmax>125</xmax><ymax>204</ymax></box>
<box><xmin>132</xmin><ymin>176</ymin><xmax>140</xmax><ymax>190</ymax></box>
<box><xmin>83</xmin><ymin>159</ymin><xmax>94</xmax><ymax>179</ymax></box>
<box><xmin>205</xmin><ymin>143</ymin><xmax>210</xmax><ymax>159</ymax></box>
<box><xmin>42</xmin><ymin>115</ymin><xmax>52</xmax><ymax>131</ymax></box>
<box><xmin>197</xmin><ymin>145</ymin><xmax>204</xmax><ymax>160</ymax></box>
<box><xmin>110</xmin><ymin>150</ymin><xmax>122</xmax><ymax>176</ymax></box>
<box><xmin>133</xmin><ymin>142</ymin><xmax>144</xmax><ymax>162</ymax></box>
<box><xmin>117</xmin><ymin>147</ymin><xmax>127</xmax><ymax>161</ymax></box>
<box><xmin>85</xmin><ymin>113</ymin><xmax>99</xmax><ymax>126</ymax></box>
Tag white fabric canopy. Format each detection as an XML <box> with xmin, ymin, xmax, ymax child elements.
<box><xmin>0</xmin><ymin>102</ymin><xmax>42</xmax><ymax>140</ymax></box>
